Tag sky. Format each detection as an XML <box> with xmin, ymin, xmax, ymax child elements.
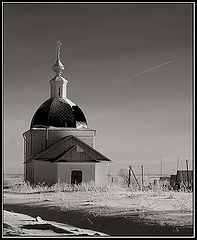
<box><xmin>3</xmin><ymin>3</ymin><xmax>193</xmax><ymax>175</ymax></box>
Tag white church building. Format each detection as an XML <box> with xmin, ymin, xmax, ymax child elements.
<box><xmin>23</xmin><ymin>41</ymin><xmax>111</xmax><ymax>185</ymax></box>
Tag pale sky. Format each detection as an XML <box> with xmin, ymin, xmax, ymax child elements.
<box><xmin>3</xmin><ymin>3</ymin><xmax>193</xmax><ymax>175</ymax></box>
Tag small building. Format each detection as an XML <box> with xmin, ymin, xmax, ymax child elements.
<box><xmin>170</xmin><ymin>170</ymin><xmax>193</xmax><ymax>190</ymax></box>
<box><xmin>176</xmin><ymin>170</ymin><xmax>193</xmax><ymax>190</ymax></box>
<box><xmin>23</xmin><ymin>42</ymin><xmax>111</xmax><ymax>185</ymax></box>
<box><xmin>170</xmin><ymin>174</ymin><xmax>177</xmax><ymax>189</ymax></box>
<box><xmin>159</xmin><ymin>176</ymin><xmax>171</xmax><ymax>188</ymax></box>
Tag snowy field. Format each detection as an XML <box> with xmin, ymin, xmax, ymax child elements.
<box><xmin>3</xmin><ymin>174</ymin><xmax>194</xmax><ymax>236</ymax></box>
<box><xmin>3</xmin><ymin>210</ymin><xmax>107</xmax><ymax>237</ymax></box>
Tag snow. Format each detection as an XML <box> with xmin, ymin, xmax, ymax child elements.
<box><xmin>3</xmin><ymin>210</ymin><xmax>108</xmax><ymax>236</ymax></box>
<box><xmin>65</xmin><ymin>98</ymin><xmax>76</xmax><ymax>107</ymax></box>
<box><xmin>3</xmin><ymin>176</ymin><xmax>193</xmax><ymax>236</ymax></box>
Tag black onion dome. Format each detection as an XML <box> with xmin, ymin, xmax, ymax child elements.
<box><xmin>30</xmin><ymin>98</ymin><xmax>87</xmax><ymax>128</ymax></box>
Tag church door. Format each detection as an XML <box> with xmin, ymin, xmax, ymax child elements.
<box><xmin>71</xmin><ymin>170</ymin><xmax>82</xmax><ymax>184</ymax></box>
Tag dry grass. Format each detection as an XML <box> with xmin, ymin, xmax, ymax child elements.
<box><xmin>5</xmin><ymin>178</ymin><xmax>123</xmax><ymax>194</ymax></box>
<box><xmin>171</xmin><ymin>193</ymin><xmax>193</xmax><ymax>212</ymax></box>
<box><xmin>4</xmin><ymin>175</ymin><xmax>193</xmax><ymax>214</ymax></box>
<box><xmin>4</xmin><ymin>175</ymin><xmax>193</xmax><ymax>232</ymax></box>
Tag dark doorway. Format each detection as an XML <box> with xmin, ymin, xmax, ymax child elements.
<box><xmin>71</xmin><ymin>170</ymin><xmax>82</xmax><ymax>184</ymax></box>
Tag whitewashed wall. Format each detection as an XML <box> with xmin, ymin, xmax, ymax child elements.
<box><xmin>57</xmin><ymin>162</ymin><xmax>96</xmax><ymax>184</ymax></box>
<box><xmin>95</xmin><ymin>162</ymin><xmax>110</xmax><ymax>184</ymax></box>
<box><xmin>26</xmin><ymin>161</ymin><xmax>58</xmax><ymax>185</ymax></box>
<box><xmin>26</xmin><ymin>161</ymin><xmax>110</xmax><ymax>185</ymax></box>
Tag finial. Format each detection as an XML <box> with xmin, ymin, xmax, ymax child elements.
<box><xmin>56</xmin><ymin>40</ymin><xmax>62</xmax><ymax>57</ymax></box>
<box><xmin>52</xmin><ymin>40</ymin><xmax>64</xmax><ymax>76</ymax></box>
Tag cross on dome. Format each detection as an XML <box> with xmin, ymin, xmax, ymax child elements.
<box><xmin>56</xmin><ymin>40</ymin><xmax>62</xmax><ymax>56</ymax></box>
<box><xmin>52</xmin><ymin>40</ymin><xmax>65</xmax><ymax>76</ymax></box>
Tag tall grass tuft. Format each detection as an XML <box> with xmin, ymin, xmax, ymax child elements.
<box><xmin>7</xmin><ymin>180</ymin><xmax>123</xmax><ymax>195</ymax></box>
<box><xmin>171</xmin><ymin>193</ymin><xmax>193</xmax><ymax>212</ymax></box>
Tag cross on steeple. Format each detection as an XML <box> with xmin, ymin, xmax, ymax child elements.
<box><xmin>52</xmin><ymin>40</ymin><xmax>64</xmax><ymax>76</ymax></box>
<box><xmin>56</xmin><ymin>40</ymin><xmax>62</xmax><ymax>56</ymax></box>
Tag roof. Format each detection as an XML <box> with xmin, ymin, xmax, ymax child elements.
<box><xmin>25</xmin><ymin>135</ymin><xmax>111</xmax><ymax>164</ymax></box>
<box><xmin>160</xmin><ymin>176</ymin><xmax>170</xmax><ymax>180</ymax></box>
<box><xmin>30</xmin><ymin>98</ymin><xmax>87</xmax><ymax>128</ymax></box>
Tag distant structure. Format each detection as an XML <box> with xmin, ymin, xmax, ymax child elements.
<box><xmin>23</xmin><ymin>41</ymin><xmax>111</xmax><ymax>185</ymax></box>
<box><xmin>170</xmin><ymin>170</ymin><xmax>193</xmax><ymax>190</ymax></box>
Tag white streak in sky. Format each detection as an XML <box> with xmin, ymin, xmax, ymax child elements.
<box><xmin>110</xmin><ymin>60</ymin><xmax>174</xmax><ymax>87</ymax></box>
<box><xmin>132</xmin><ymin>60</ymin><xmax>174</xmax><ymax>77</ymax></box>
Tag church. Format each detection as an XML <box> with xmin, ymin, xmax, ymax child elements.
<box><xmin>23</xmin><ymin>41</ymin><xmax>111</xmax><ymax>185</ymax></box>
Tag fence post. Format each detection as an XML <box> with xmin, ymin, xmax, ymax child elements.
<box><xmin>141</xmin><ymin>165</ymin><xmax>144</xmax><ymax>190</ymax></box>
<box><xmin>128</xmin><ymin>169</ymin><xmax>131</xmax><ymax>187</ymax></box>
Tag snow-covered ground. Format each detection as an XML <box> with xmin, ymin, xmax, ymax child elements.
<box><xmin>3</xmin><ymin>176</ymin><xmax>193</xmax><ymax>236</ymax></box>
<box><xmin>3</xmin><ymin>210</ymin><xmax>107</xmax><ymax>236</ymax></box>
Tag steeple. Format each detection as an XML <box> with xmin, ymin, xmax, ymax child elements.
<box><xmin>50</xmin><ymin>41</ymin><xmax>68</xmax><ymax>99</ymax></box>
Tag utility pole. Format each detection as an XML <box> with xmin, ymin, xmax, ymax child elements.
<box><xmin>160</xmin><ymin>155</ymin><xmax>163</xmax><ymax>188</ymax></box>
<box><xmin>128</xmin><ymin>168</ymin><xmax>131</xmax><ymax>187</ymax></box>
<box><xmin>141</xmin><ymin>165</ymin><xmax>144</xmax><ymax>190</ymax></box>
<box><xmin>175</xmin><ymin>156</ymin><xmax>180</xmax><ymax>184</ymax></box>
<box><xmin>176</xmin><ymin>156</ymin><xmax>180</xmax><ymax>174</ymax></box>
<box><xmin>129</xmin><ymin>165</ymin><xmax>141</xmax><ymax>189</ymax></box>
<box><xmin>186</xmin><ymin>160</ymin><xmax>190</xmax><ymax>189</ymax></box>
<box><xmin>160</xmin><ymin>155</ymin><xmax>163</xmax><ymax>178</ymax></box>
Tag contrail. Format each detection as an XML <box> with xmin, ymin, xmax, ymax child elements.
<box><xmin>110</xmin><ymin>60</ymin><xmax>173</xmax><ymax>87</ymax></box>
<box><xmin>132</xmin><ymin>60</ymin><xmax>173</xmax><ymax>77</ymax></box>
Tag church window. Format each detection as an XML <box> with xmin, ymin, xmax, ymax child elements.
<box><xmin>58</xmin><ymin>87</ymin><xmax>61</xmax><ymax>96</ymax></box>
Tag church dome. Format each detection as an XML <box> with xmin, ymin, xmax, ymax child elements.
<box><xmin>30</xmin><ymin>98</ymin><xmax>87</xmax><ymax>128</ymax></box>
